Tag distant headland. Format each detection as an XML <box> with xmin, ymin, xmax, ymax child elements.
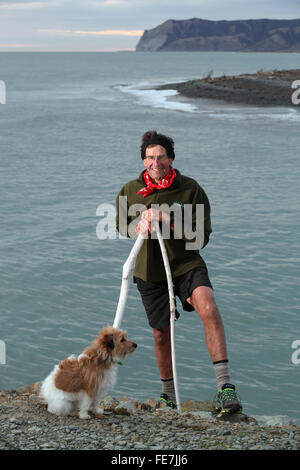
<box><xmin>136</xmin><ymin>18</ymin><xmax>300</xmax><ymax>52</ymax></box>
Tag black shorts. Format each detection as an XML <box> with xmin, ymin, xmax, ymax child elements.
<box><xmin>135</xmin><ymin>266</ymin><xmax>213</xmax><ymax>330</ymax></box>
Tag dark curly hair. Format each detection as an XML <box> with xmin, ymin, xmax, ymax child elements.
<box><xmin>140</xmin><ymin>130</ymin><xmax>175</xmax><ymax>160</ymax></box>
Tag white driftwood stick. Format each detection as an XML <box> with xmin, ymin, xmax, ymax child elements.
<box><xmin>113</xmin><ymin>233</ymin><xmax>145</xmax><ymax>330</ymax></box>
<box><xmin>113</xmin><ymin>223</ymin><xmax>181</xmax><ymax>413</ymax></box>
<box><xmin>153</xmin><ymin>221</ymin><xmax>182</xmax><ymax>413</ymax></box>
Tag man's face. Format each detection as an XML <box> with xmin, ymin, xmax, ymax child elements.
<box><xmin>143</xmin><ymin>145</ymin><xmax>173</xmax><ymax>183</ymax></box>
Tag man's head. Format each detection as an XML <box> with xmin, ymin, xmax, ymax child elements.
<box><xmin>140</xmin><ymin>130</ymin><xmax>175</xmax><ymax>161</ymax></box>
<box><xmin>141</xmin><ymin>131</ymin><xmax>175</xmax><ymax>184</ymax></box>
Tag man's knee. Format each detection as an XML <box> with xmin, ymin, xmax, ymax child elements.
<box><xmin>153</xmin><ymin>325</ymin><xmax>170</xmax><ymax>346</ymax></box>
<box><xmin>198</xmin><ymin>299</ymin><xmax>219</xmax><ymax>321</ymax></box>
<box><xmin>188</xmin><ymin>288</ymin><xmax>220</xmax><ymax>323</ymax></box>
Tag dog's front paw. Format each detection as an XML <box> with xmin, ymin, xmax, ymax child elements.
<box><xmin>79</xmin><ymin>411</ymin><xmax>90</xmax><ymax>420</ymax></box>
<box><xmin>94</xmin><ymin>406</ymin><xmax>104</xmax><ymax>416</ymax></box>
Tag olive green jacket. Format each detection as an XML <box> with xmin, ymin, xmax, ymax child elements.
<box><xmin>116</xmin><ymin>169</ymin><xmax>212</xmax><ymax>282</ymax></box>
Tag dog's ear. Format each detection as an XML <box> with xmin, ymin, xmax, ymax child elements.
<box><xmin>105</xmin><ymin>333</ymin><xmax>114</xmax><ymax>350</ymax></box>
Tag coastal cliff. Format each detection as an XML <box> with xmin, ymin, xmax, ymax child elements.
<box><xmin>136</xmin><ymin>18</ymin><xmax>300</xmax><ymax>52</ymax></box>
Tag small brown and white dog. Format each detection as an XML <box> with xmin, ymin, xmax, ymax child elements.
<box><xmin>39</xmin><ymin>326</ymin><xmax>137</xmax><ymax>419</ymax></box>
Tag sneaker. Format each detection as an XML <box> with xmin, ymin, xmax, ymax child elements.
<box><xmin>213</xmin><ymin>383</ymin><xmax>242</xmax><ymax>414</ymax></box>
<box><xmin>159</xmin><ymin>393</ymin><xmax>177</xmax><ymax>409</ymax></box>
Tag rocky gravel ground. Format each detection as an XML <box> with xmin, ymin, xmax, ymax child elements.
<box><xmin>0</xmin><ymin>383</ymin><xmax>299</xmax><ymax>452</ymax></box>
<box><xmin>157</xmin><ymin>69</ymin><xmax>300</xmax><ymax>106</ymax></box>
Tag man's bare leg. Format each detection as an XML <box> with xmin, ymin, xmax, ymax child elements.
<box><xmin>153</xmin><ymin>325</ymin><xmax>172</xmax><ymax>379</ymax></box>
<box><xmin>153</xmin><ymin>285</ymin><xmax>230</xmax><ymax>398</ymax></box>
<box><xmin>187</xmin><ymin>286</ymin><xmax>227</xmax><ymax>362</ymax></box>
<box><xmin>153</xmin><ymin>325</ymin><xmax>176</xmax><ymax>404</ymax></box>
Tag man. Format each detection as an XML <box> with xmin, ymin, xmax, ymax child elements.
<box><xmin>116</xmin><ymin>130</ymin><xmax>242</xmax><ymax>413</ymax></box>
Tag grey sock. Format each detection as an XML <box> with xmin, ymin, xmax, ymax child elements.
<box><xmin>161</xmin><ymin>377</ymin><xmax>176</xmax><ymax>402</ymax></box>
<box><xmin>213</xmin><ymin>360</ymin><xmax>231</xmax><ymax>390</ymax></box>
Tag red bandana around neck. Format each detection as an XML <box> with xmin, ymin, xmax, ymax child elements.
<box><xmin>137</xmin><ymin>167</ymin><xmax>177</xmax><ymax>198</ymax></box>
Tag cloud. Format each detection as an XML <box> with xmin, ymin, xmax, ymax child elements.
<box><xmin>0</xmin><ymin>0</ymin><xmax>61</xmax><ymax>8</ymax></box>
<box><xmin>40</xmin><ymin>28</ymin><xmax>143</xmax><ymax>36</ymax></box>
<box><xmin>88</xmin><ymin>0</ymin><xmax>129</xmax><ymax>4</ymax></box>
<box><xmin>0</xmin><ymin>43</ymin><xmax>37</xmax><ymax>47</ymax></box>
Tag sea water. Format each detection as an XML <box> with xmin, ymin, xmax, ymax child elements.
<box><xmin>0</xmin><ymin>51</ymin><xmax>299</xmax><ymax>423</ymax></box>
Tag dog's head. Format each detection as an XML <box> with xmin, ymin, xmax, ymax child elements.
<box><xmin>89</xmin><ymin>326</ymin><xmax>137</xmax><ymax>363</ymax></box>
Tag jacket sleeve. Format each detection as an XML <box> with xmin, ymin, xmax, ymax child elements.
<box><xmin>174</xmin><ymin>184</ymin><xmax>212</xmax><ymax>249</ymax></box>
<box><xmin>199</xmin><ymin>185</ymin><xmax>212</xmax><ymax>248</ymax></box>
<box><xmin>116</xmin><ymin>185</ymin><xmax>142</xmax><ymax>239</ymax></box>
<box><xmin>116</xmin><ymin>185</ymin><xmax>130</xmax><ymax>238</ymax></box>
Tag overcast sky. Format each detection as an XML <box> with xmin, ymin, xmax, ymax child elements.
<box><xmin>0</xmin><ymin>0</ymin><xmax>299</xmax><ymax>51</ymax></box>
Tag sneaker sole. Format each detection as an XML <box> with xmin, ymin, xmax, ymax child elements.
<box><xmin>159</xmin><ymin>397</ymin><xmax>177</xmax><ymax>409</ymax></box>
<box><xmin>216</xmin><ymin>405</ymin><xmax>243</xmax><ymax>414</ymax></box>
